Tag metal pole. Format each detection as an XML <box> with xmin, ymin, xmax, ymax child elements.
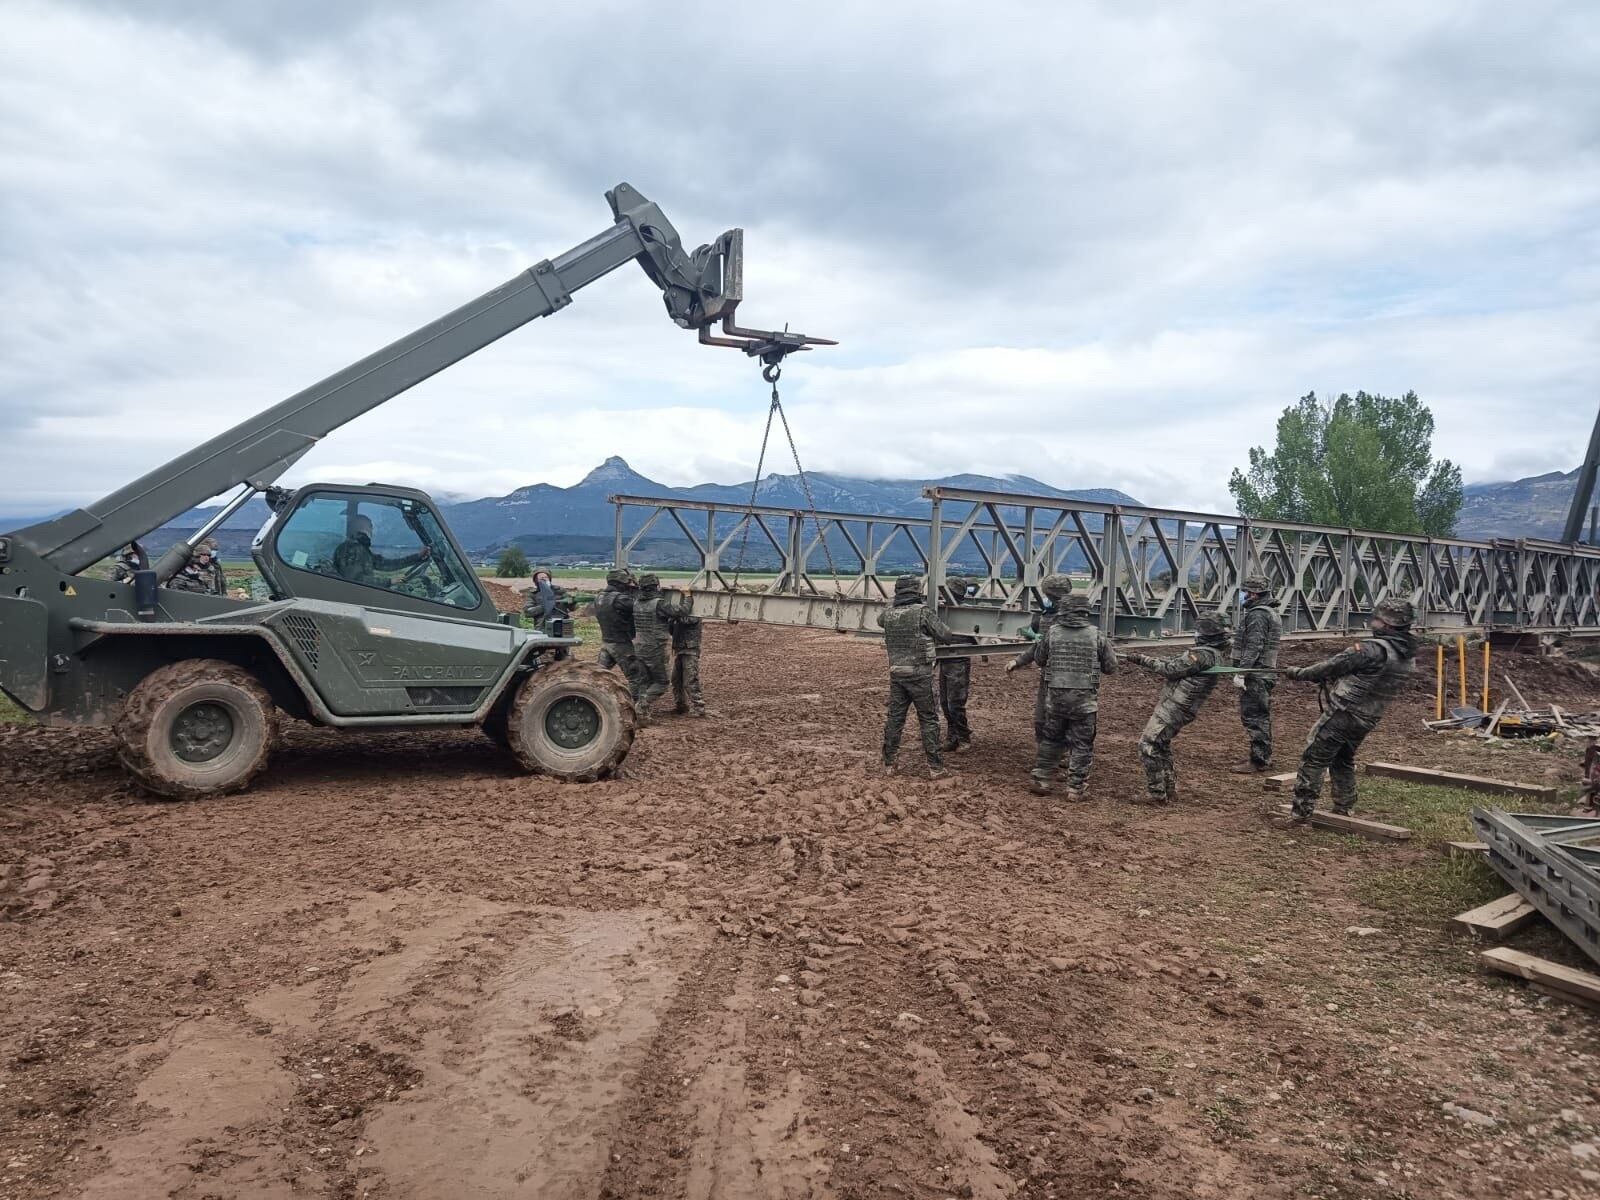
<box><xmin>1482</xmin><ymin>639</ymin><xmax>1491</xmax><ymax>710</ymax></box>
<box><xmin>1563</xmin><ymin>404</ymin><xmax>1600</xmax><ymax>544</ymax></box>
<box><xmin>929</xmin><ymin>495</ymin><xmax>944</xmax><ymax>615</ymax></box>
<box><xmin>614</xmin><ymin>502</ymin><xmax>625</xmax><ymax>570</ymax></box>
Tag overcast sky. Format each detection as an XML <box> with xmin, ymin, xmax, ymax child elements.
<box><xmin>3</xmin><ymin>0</ymin><xmax>1598</xmax><ymax>520</ymax></box>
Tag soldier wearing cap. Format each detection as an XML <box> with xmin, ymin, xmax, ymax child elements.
<box><xmin>595</xmin><ymin>568</ymin><xmax>645</xmax><ymax>699</ymax></box>
<box><xmin>877</xmin><ymin>575</ymin><xmax>960</xmax><ymax>777</ymax></box>
<box><xmin>631</xmin><ymin>573</ymin><xmax>690</xmax><ymax>716</ymax></box>
<box><xmin>1230</xmin><ymin>574</ymin><xmax>1282</xmax><ymax>774</ymax></box>
<box><xmin>1279</xmin><ymin>598</ymin><xmax>1419</xmax><ymax>821</ymax></box>
<box><xmin>1007</xmin><ymin>583</ymin><xmax>1116</xmax><ymax>797</ymax></box>
<box><xmin>1124</xmin><ymin>611</ymin><xmax>1232</xmax><ymax>804</ymax></box>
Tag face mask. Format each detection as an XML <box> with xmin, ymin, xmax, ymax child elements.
<box><xmin>1238</xmin><ymin>590</ymin><xmax>1250</xmax><ymax>604</ymax></box>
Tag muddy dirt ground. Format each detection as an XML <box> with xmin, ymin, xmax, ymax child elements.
<box><xmin>4</xmin><ymin>626</ymin><xmax>1600</xmax><ymax>1199</ymax></box>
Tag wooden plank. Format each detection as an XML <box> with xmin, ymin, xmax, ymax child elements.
<box><xmin>1531</xmin><ymin>982</ymin><xmax>1600</xmax><ymax>1013</ymax></box>
<box><xmin>1483</xmin><ymin>699</ymin><xmax>1510</xmax><ymax>739</ymax></box>
<box><xmin>1364</xmin><ymin>762</ymin><xmax>1558</xmax><ymax>800</ymax></box>
<box><xmin>1262</xmin><ymin>772</ymin><xmax>1296</xmax><ymax>793</ymax></box>
<box><xmin>1503</xmin><ymin>674</ymin><xmax>1532</xmax><ymax>712</ymax></box>
<box><xmin>1440</xmin><ymin>840</ymin><xmax>1489</xmax><ymax>859</ymax></box>
<box><xmin>1452</xmin><ymin>893</ymin><xmax>1538</xmax><ymax>938</ymax></box>
<box><xmin>1480</xmin><ymin>947</ymin><xmax>1600</xmax><ymax>1005</ymax></box>
<box><xmin>1271</xmin><ymin>805</ymin><xmax>1412</xmax><ymax>841</ymax></box>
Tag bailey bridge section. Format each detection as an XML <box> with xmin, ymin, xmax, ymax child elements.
<box><xmin>610</xmin><ymin>486</ymin><xmax>1600</xmax><ymax>643</ymax></box>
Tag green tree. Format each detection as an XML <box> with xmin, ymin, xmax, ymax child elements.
<box><xmin>495</xmin><ymin>545</ymin><xmax>530</xmax><ymax>577</ymax></box>
<box><xmin>1228</xmin><ymin>391</ymin><xmax>1463</xmax><ymax>535</ymax></box>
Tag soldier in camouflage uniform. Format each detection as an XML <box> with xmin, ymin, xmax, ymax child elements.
<box><xmin>1124</xmin><ymin>611</ymin><xmax>1232</xmax><ymax>804</ymax></box>
<box><xmin>938</xmin><ymin>577</ymin><xmax>977</xmax><ymax>752</ymax></box>
<box><xmin>670</xmin><ymin>609</ymin><xmax>706</xmax><ymax>717</ymax></box>
<box><xmin>110</xmin><ymin>545</ymin><xmax>143</xmax><ymax>583</ymax></box>
<box><xmin>1008</xmin><ymin>584</ymin><xmax>1116</xmax><ymax>797</ymax></box>
<box><xmin>1280</xmin><ymin>598</ymin><xmax>1418</xmax><ymax>821</ymax></box>
<box><xmin>632</xmin><ymin>574</ymin><xmax>689</xmax><ymax>715</ymax></box>
<box><xmin>1231</xmin><ymin>574</ymin><xmax>1282</xmax><ymax>773</ymax></box>
<box><xmin>595</xmin><ymin>568</ymin><xmax>645</xmax><ymax>699</ymax></box>
<box><xmin>196</xmin><ymin>539</ymin><xmax>227</xmax><ymax>595</ymax></box>
<box><xmin>877</xmin><ymin>576</ymin><xmax>959</xmax><ymax>777</ymax></box>
<box><xmin>1011</xmin><ymin>584</ymin><xmax>1064</xmax><ymax>742</ymax></box>
<box><xmin>166</xmin><ymin>560</ymin><xmax>214</xmax><ymax>593</ymax></box>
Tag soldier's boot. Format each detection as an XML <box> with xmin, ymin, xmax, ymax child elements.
<box><xmin>1230</xmin><ymin>760</ymin><xmax>1269</xmax><ymax>775</ymax></box>
<box><xmin>882</xmin><ymin>759</ymin><xmax>899</xmax><ymax>777</ymax></box>
<box><xmin>1029</xmin><ymin>777</ymin><xmax>1052</xmax><ymax>796</ymax></box>
<box><xmin>940</xmin><ymin>735</ymin><xmax>960</xmax><ymax>752</ymax></box>
<box><xmin>1331</xmin><ymin>794</ymin><xmax>1357</xmax><ymax>817</ymax></box>
<box><xmin>1062</xmin><ymin>786</ymin><xmax>1087</xmax><ymax>801</ymax></box>
<box><xmin>928</xmin><ymin>766</ymin><xmax>951</xmax><ymax>781</ymax></box>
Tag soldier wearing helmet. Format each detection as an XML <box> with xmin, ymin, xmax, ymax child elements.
<box><xmin>631</xmin><ymin>573</ymin><xmax>690</xmax><ymax>718</ymax></box>
<box><xmin>1009</xmin><ymin>573</ymin><xmax>1073</xmax><ymax>743</ymax></box>
<box><xmin>1124</xmin><ymin>611</ymin><xmax>1232</xmax><ymax>804</ymax></box>
<box><xmin>196</xmin><ymin>538</ymin><xmax>227</xmax><ymax>595</ymax></box>
<box><xmin>1279</xmin><ymin>597</ymin><xmax>1419</xmax><ymax>822</ymax></box>
<box><xmin>110</xmin><ymin>544</ymin><xmax>144</xmax><ymax>584</ymax></box>
<box><xmin>1007</xmin><ymin>584</ymin><xmax>1116</xmax><ymax>798</ymax></box>
<box><xmin>595</xmin><ymin>567</ymin><xmax>645</xmax><ymax>700</ymax></box>
<box><xmin>876</xmin><ymin>575</ymin><xmax>960</xmax><ymax>778</ymax></box>
<box><xmin>333</xmin><ymin>514</ymin><xmax>430</xmax><ymax>586</ymax></box>
<box><xmin>937</xmin><ymin>577</ymin><xmax>979</xmax><ymax>753</ymax></box>
<box><xmin>1230</xmin><ymin>573</ymin><xmax>1282</xmax><ymax>775</ymax></box>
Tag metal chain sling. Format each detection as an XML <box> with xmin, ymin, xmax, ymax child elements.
<box><xmin>729</xmin><ymin>363</ymin><xmax>843</xmax><ymax>604</ymax></box>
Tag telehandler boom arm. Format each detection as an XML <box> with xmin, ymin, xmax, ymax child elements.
<box><xmin>11</xmin><ymin>183</ymin><xmax>830</xmax><ymax>575</ymax></box>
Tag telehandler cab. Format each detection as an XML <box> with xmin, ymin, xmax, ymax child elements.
<box><xmin>0</xmin><ymin>184</ymin><xmax>830</xmax><ymax>798</ymax></box>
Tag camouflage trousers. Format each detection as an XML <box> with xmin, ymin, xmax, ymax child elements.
<box><xmin>634</xmin><ymin>642</ymin><xmax>672</xmax><ymax>708</ymax></box>
<box><xmin>1032</xmin><ymin>688</ymin><xmax>1098</xmax><ymax>790</ymax></box>
<box><xmin>938</xmin><ymin>660</ymin><xmax>972</xmax><ymax>747</ymax></box>
<box><xmin>1292</xmin><ymin>708</ymin><xmax>1374</xmax><ymax>818</ymax></box>
<box><xmin>1033</xmin><ymin>675</ymin><xmax>1049</xmax><ymax>742</ymax></box>
<box><xmin>1137</xmin><ymin>698</ymin><xmax>1202</xmax><ymax>802</ymax></box>
<box><xmin>671</xmin><ymin>650</ymin><xmax>704</xmax><ymax>715</ymax></box>
<box><xmin>1238</xmin><ymin>678</ymin><xmax>1275</xmax><ymax>767</ymax></box>
<box><xmin>883</xmin><ymin>673</ymin><xmax>943</xmax><ymax>767</ymax></box>
<box><xmin>598</xmin><ymin>642</ymin><xmax>646</xmax><ymax>700</ymax></box>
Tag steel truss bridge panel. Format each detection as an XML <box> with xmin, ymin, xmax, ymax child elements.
<box><xmin>611</xmin><ymin>486</ymin><xmax>1600</xmax><ymax>642</ymax></box>
<box><xmin>1471</xmin><ymin>808</ymin><xmax>1600</xmax><ymax>969</ymax></box>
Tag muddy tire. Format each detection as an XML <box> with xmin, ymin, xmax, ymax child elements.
<box><xmin>115</xmin><ymin>659</ymin><xmax>279</xmax><ymax>800</ymax></box>
<box><xmin>506</xmin><ymin>660</ymin><xmax>635</xmax><ymax>782</ymax></box>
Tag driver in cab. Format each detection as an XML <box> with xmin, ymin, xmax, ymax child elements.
<box><xmin>333</xmin><ymin>514</ymin><xmax>430</xmax><ymax>586</ymax></box>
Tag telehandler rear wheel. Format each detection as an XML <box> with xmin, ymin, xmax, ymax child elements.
<box><xmin>506</xmin><ymin>660</ymin><xmax>635</xmax><ymax>781</ymax></box>
<box><xmin>115</xmin><ymin>659</ymin><xmax>279</xmax><ymax>800</ymax></box>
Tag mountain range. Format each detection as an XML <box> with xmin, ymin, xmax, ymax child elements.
<box><xmin>4</xmin><ymin>459</ymin><xmax>1595</xmax><ymax>564</ymax></box>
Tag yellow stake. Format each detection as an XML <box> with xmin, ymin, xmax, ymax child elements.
<box><xmin>1457</xmin><ymin>635</ymin><xmax>1467</xmax><ymax>708</ymax></box>
<box><xmin>1436</xmin><ymin>643</ymin><xmax>1445</xmax><ymax>721</ymax></box>
<box><xmin>1482</xmin><ymin>639</ymin><xmax>1491</xmax><ymax>710</ymax></box>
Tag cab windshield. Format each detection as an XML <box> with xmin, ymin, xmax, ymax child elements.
<box><xmin>276</xmin><ymin>492</ymin><xmax>482</xmax><ymax>610</ymax></box>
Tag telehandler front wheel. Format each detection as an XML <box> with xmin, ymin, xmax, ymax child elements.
<box><xmin>506</xmin><ymin>661</ymin><xmax>635</xmax><ymax>782</ymax></box>
<box><xmin>115</xmin><ymin>660</ymin><xmax>279</xmax><ymax>800</ymax></box>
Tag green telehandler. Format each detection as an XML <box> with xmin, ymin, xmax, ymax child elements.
<box><xmin>0</xmin><ymin>184</ymin><xmax>830</xmax><ymax>798</ymax></box>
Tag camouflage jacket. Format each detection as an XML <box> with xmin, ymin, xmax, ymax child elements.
<box><xmin>1233</xmin><ymin>600</ymin><xmax>1282</xmax><ymax>669</ymax></box>
<box><xmin>671</xmin><ymin>612</ymin><xmax>703</xmax><ymax>653</ymax></box>
<box><xmin>1131</xmin><ymin>643</ymin><xmax>1225</xmax><ymax>721</ymax></box>
<box><xmin>1032</xmin><ymin>616</ymin><xmax>1117</xmax><ymax>704</ymax></box>
<box><xmin>595</xmin><ymin>587</ymin><xmax>636</xmax><ymax>643</ymax></box>
<box><xmin>1012</xmin><ymin>608</ymin><xmax>1059</xmax><ymax>668</ymax></box>
<box><xmin>166</xmin><ymin>566</ymin><xmax>212</xmax><ymax>594</ymax></box>
<box><xmin>633</xmin><ymin>589</ymin><xmax>688</xmax><ymax>650</ymax></box>
<box><xmin>332</xmin><ymin>538</ymin><xmax>421</xmax><ymax>586</ymax></box>
<box><xmin>876</xmin><ymin>600</ymin><xmax>957</xmax><ymax>678</ymax></box>
<box><xmin>1294</xmin><ymin>629</ymin><xmax>1417</xmax><ymax>727</ymax></box>
<box><xmin>111</xmin><ymin>560</ymin><xmax>139</xmax><ymax>584</ymax></box>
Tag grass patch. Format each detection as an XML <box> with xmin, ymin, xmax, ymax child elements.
<box><xmin>0</xmin><ymin>693</ymin><xmax>32</xmax><ymax>724</ymax></box>
<box><xmin>1335</xmin><ymin>777</ymin><xmax>1569</xmax><ymax>925</ymax></box>
<box><xmin>1355</xmin><ymin>855</ymin><xmax>1504</xmax><ymax>924</ymax></box>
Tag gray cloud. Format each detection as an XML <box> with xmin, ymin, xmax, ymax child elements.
<box><xmin>2</xmin><ymin>0</ymin><xmax>1598</xmax><ymax>521</ymax></box>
